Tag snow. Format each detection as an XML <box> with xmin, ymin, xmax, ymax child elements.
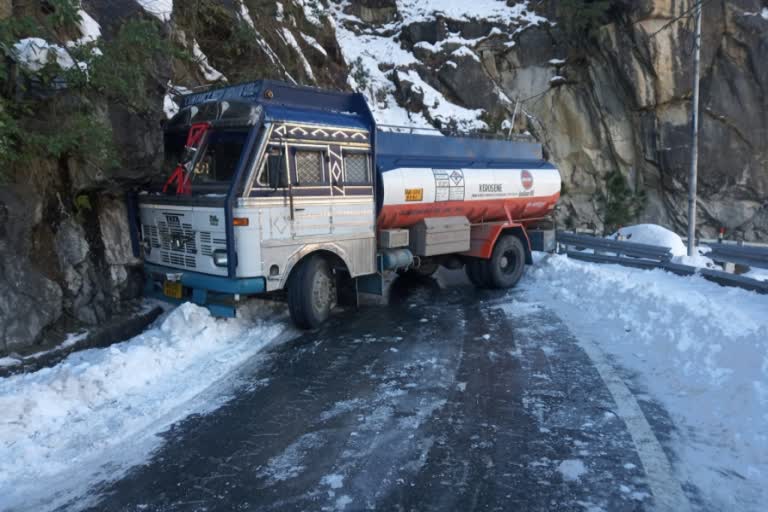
<box><xmin>192</xmin><ymin>40</ymin><xmax>226</xmax><ymax>82</ymax></box>
<box><xmin>0</xmin><ymin>357</ymin><xmax>20</xmax><ymax>368</ymax></box>
<box><xmin>609</xmin><ymin>224</ymin><xmax>717</xmax><ymax>268</ymax></box>
<box><xmin>549</xmin><ymin>58</ymin><xmax>566</xmax><ymax>65</ymax></box>
<box><xmin>136</xmin><ymin>0</ymin><xmax>173</xmax><ymax>22</ymax></box>
<box><xmin>329</xmin><ymin>1</ymin><xmax>547</xmax><ymax>131</ymax></box>
<box><xmin>235</xmin><ymin>5</ymin><xmax>294</xmax><ymax>83</ymax></box>
<box><xmin>297</xmin><ymin>0</ymin><xmax>324</xmax><ymax>27</ymax></box>
<box><xmin>281</xmin><ymin>28</ymin><xmax>315</xmax><ymax>82</ymax></box>
<box><xmin>320</xmin><ymin>473</ymin><xmax>345</xmax><ymax>489</ymax></box>
<box><xmin>558</xmin><ymin>459</ymin><xmax>587</xmax><ymax>481</ymax></box>
<box><xmin>301</xmin><ymin>33</ymin><xmax>328</xmax><ymax>57</ymax></box>
<box><xmin>763</xmin><ymin>8</ymin><xmax>768</xmax><ymax>20</ymax></box>
<box><xmin>0</xmin><ymin>302</ymin><xmax>286</xmax><ymax>511</ymax></box>
<box><xmin>745</xmin><ymin>267</ymin><xmax>768</xmax><ymax>281</ymax></box>
<box><xmin>74</xmin><ymin>9</ymin><xmax>101</xmax><ymax>45</ymax></box>
<box><xmin>13</xmin><ymin>38</ymin><xmax>85</xmax><ymax>72</ymax></box>
<box><xmin>396</xmin><ymin>69</ymin><xmax>488</xmax><ymax>131</ymax></box>
<box><xmin>451</xmin><ymin>46</ymin><xmax>481</xmax><ymax>62</ymax></box>
<box><xmin>164</xmin><ymin>93</ymin><xmax>179</xmax><ymax>119</ymax></box>
<box><xmin>239</xmin><ymin>0</ymin><xmax>255</xmax><ymax>27</ymax></box>
<box><xmin>395</xmin><ymin>0</ymin><xmax>548</xmax><ymax>26</ymax></box>
<box><xmin>516</xmin><ymin>253</ymin><xmax>768</xmax><ymax>511</ymax></box>
<box><xmin>611</xmin><ymin>224</ymin><xmax>687</xmax><ymax>256</ymax></box>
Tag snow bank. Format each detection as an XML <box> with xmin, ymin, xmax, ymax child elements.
<box><xmin>610</xmin><ymin>224</ymin><xmax>715</xmax><ymax>268</ymax></box>
<box><xmin>519</xmin><ymin>254</ymin><xmax>768</xmax><ymax>511</ymax></box>
<box><xmin>0</xmin><ymin>302</ymin><xmax>286</xmax><ymax>511</ymax></box>
<box><xmin>610</xmin><ymin>224</ymin><xmax>687</xmax><ymax>256</ymax></box>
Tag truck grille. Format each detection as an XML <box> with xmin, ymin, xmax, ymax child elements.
<box><xmin>143</xmin><ymin>222</ymin><xmax>226</xmax><ymax>271</ymax></box>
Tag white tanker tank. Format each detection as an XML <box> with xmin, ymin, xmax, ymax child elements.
<box><xmin>374</xmin><ymin>131</ymin><xmax>561</xmax><ymax>230</ymax></box>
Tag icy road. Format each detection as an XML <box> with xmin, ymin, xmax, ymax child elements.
<box><xmin>2</xmin><ymin>254</ymin><xmax>767</xmax><ymax>512</ymax></box>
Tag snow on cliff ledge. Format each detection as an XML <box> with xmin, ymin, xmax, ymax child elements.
<box><xmin>330</xmin><ymin>1</ymin><xmax>548</xmax><ymax>131</ymax></box>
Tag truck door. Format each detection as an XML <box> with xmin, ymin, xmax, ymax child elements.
<box><xmin>288</xmin><ymin>146</ymin><xmax>332</xmax><ymax>237</ymax></box>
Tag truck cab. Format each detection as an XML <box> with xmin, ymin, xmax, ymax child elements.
<box><xmin>135</xmin><ymin>81</ymin><xmax>378</xmax><ymax>326</ymax></box>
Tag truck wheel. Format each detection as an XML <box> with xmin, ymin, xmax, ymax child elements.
<box><xmin>288</xmin><ymin>255</ymin><xmax>336</xmax><ymax>329</ymax></box>
<box><xmin>487</xmin><ymin>235</ymin><xmax>526</xmax><ymax>289</ymax></box>
<box><xmin>465</xmin><ymin>258</ymin><xmax>492</xmax><ymax>288</ymax></box>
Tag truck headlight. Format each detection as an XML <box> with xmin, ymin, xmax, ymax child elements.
<box><xmin>213</xmin><ymin>250</ymin><xmax>228</xmax><ymax>267</ymax></box>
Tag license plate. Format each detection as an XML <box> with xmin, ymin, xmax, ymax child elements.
<box><xmin>163</xmin><ymin>281</ymin><xmax>183</xmax><ymax>299</ymax></box>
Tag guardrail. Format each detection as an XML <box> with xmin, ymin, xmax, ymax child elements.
<box><xmin>556</xmin><ymin>231</ymin><xmax>768</xmax><ymax>294</ymax></box>
<box><xmin>705</xmin><ymin>244</ymin><xmax>768</xmax><ymax>270</ymax></box>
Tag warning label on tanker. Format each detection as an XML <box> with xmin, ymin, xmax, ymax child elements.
<box><xmin>405</xmin><ymin>188</ymin><xmax>423</xmax><ymax>202</ymax></box>
<box><xmin>433</xmin><ymin>169</ymin><xmax>465</xmax><ymax>202</ymax></box>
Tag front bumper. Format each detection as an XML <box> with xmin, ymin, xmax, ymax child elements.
<box><xmin>144</xmin><ymin>263</ymin><xmax>267</xmax><ymax>317</ymax></box>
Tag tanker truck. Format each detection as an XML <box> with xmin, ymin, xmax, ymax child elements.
<box><xmin>129</xmin><ymin>81</ymin><xmax>561</xmax><ymax>328</ymax></box>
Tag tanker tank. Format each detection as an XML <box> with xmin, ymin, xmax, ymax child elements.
<box><xmin>374</xmin><ymin>131</ymin><xmax>561</xmax><ymax>230</ymax></box>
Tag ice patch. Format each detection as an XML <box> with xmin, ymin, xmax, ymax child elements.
<box><xmin>258</xmin><ymin>432</ymin><xmax>323</xmax><ymax>483</ymax></box>
<box><xmin>321</xmin><ymin>473</ymin><xmax>345</xmax><ymax>489</ymax></box>
<box><xmin>558</xmin><ymin>459</ymin><xmax>587</xmax><ymax>481</ymax></box>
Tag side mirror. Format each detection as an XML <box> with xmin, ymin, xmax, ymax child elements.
<box><xmin>267</xmin><ymin>153</ymin><xmax>287</xmax><ymax>189</ymax></box>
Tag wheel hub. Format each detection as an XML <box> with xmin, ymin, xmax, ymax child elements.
<box><xmin>312</xmin><ymin>270</ymin><xmax>335</xmax><ymax>314</ymax></box>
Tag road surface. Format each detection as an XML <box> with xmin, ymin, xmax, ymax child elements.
<box><xmin>73</xmin><ymin>271</ymin><xmax>671</xmax><ymax>511</ymax></box>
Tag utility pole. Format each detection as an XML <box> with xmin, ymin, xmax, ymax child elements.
<box><xmin>687</xmin><ymin>1</ymin><xmax>703</xmax><ymax>257</ymax></box>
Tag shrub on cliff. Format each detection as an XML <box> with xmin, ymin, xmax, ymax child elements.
<box><xmin>0</xmin><ymin>0</ymin><xmax>182</xmax><ymax>183</ymax></box>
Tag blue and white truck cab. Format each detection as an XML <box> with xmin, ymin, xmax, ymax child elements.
<box><xmin>130</xmin><ymin>80</ymin><xmax>561</xmax><ymax>328</ymax></box>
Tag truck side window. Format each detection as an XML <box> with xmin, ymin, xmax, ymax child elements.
<box><xmin>256</xmin><ymin>146</ymin><xmax>286</xmax><ymax>188</ymax></box>
<box><xmin>344</xmin><ymin>153</ymin><xmax>370</xmax><ymax>183</ymax></box>
<box><xmin>294</xmin><ymin>150</ymin><xmax>325</xmax><ymax>185</ymax></box>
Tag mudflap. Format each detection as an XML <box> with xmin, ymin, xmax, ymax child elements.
<box><xmin>336</xmin><ymin>271</ymin><xmax>359</xmax><ymax>309</ymax></box>
<box><xmin>355</xmin><ymin>254</ymin><xmax>385</xmax><ymax>296</ymax></box>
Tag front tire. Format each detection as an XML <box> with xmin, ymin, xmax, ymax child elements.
<box><xmin>288</xmin><ymin>256</ymin><xmax>336</xmax><ymax>329</ymax></box>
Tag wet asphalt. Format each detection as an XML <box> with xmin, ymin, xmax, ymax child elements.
<box><xmin>74</xmin><ymin>270</ymin><xmax>660</xmax><ymax>512</ymax></box>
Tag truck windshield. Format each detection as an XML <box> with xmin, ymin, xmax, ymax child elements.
<box><xmin>163</xmin><ymin>129</ymin><xmax>250</xmax><ymax>190</ymax></box>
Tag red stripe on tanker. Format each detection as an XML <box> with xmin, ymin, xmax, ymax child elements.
<box><xmin>377</xmin><ymin>167</ymin><xmax>561</xmax><ymax>229</ymax></box>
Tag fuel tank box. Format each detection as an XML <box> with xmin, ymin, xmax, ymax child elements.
<box><xmin>409</xmin><ymin>216</ymin><xmax>471</xmax><ymax>257</ymax></box>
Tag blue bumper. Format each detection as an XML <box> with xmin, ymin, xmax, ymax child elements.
<box><xmin>144</xmin><ymin>263</ymin><xmax>267</xmax><ymax>317</ymax></box>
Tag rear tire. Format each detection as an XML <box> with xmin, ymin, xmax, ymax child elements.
<box><xmin>288</xmin><ymin>255</ymin><xmax>336</xmax><ymax>329</ymax></box>
<box><xmin>465</xmin><ymin>258</ymin><xmax>492</xmax><ymax>288</ymax></box>
<box><xmin>487</xmin><ymin>235</ymin><xmax>526</xmax><ymax>289</ymax></box>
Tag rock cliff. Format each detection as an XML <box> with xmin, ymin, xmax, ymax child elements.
<box><xmin>1</xmin><ymin>0</ymin><xmax>766</xmax><ymax>353</ymax></box>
